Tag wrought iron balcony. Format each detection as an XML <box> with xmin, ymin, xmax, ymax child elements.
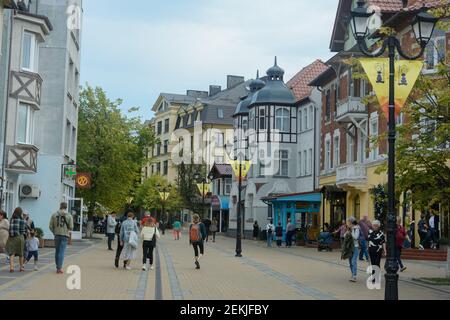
<box><xmin>336</xmin><ymin>163</ymin><xmax>367</xmax><ymax>188</ymax></box>
<box><xmin>335</xmin><ymin>97</ymin><xmax>368</xmax><ymax>124</ymax></box>
<box><xmin>5</xmin><ymin>144</ymin><xmax>38</xmax><ymax>173</ymax></box>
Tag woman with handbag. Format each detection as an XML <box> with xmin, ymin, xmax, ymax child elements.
<box><xmin>120</xmin><ymin>211</ymin><xmax>139</xmax><ymax>270</ymax></box>
<box><xmin>140</xmin><ymin>219</ymin><xmax>160</xmax><ymax>271</ymax></box>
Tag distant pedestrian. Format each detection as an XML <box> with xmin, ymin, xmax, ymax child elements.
<box><xmin>25</xmin><ymin>231</ymin><xmax>39</xmax><ymax>271</ymax></box>
<box><xmin>106</xmin><ymin>212</ymin><xmax>117</xmax><ymax>251</ymax></box>
<box><xmin>202</xmin><ymin>218</ymin><xmax>211</xmax><ymax>242</ymax></box>
<box><xmin>275</xmin><ymin>222</ymin><xmax>283</xmax><ymax>248</ymax></box>
<box><xmin>253</xmin><ymin>221</ymin><xmax>260</xmax><ymax>240</ymax></box>
<box><xmin>333</xmin><ymin>220</ymin><xmax>347</xmax><ymax>248</ymax></box>
<box><xmin>173</xmin><ymin>218</ymin><xmax>182</xmax><ymax>241</ymax></box>
<box><xmin>358</xmin><ymin>215</ymin><xmax>371</xmax><ymax>261</ymax></box>
<box><xmin>266</xmin><ymin>221</ymin><xmax>274</xmax><ymax>247</ymax></box>
<box><xmin>86</xmin><ymin>215</ymin><xmax>94</xmax><ymax>239</ymax></box>
<box><xmin>0</xmin><ymin>211</ymin><xmax>10</xmax><ymax>264</ymax></box>
<box><xmin>22</xmin><ymin>212</ymin><xmax>34</xmax><ymax>259</ymax></box>
<box><xmin>141</xmin><ymin>219</ymin><xmax>160</xmax><ymax>271</ymax></box>
<box><xmin>395</xmin><ymin>217</ymin><xmax>408</xmax><ymax>272</ymax></box>
<box><xmin>368</xmin><ymin>220</ymin><xmax>385</xmax><ymax>284</ymax></box>
<box><xmin>210</xmin><ymin>218</ymin><xmax>218</xmax><ymax>242</ymax></box>
<box><xmin>49</xmin><ymin>202</ymin><xmax>73</xmax><ymax>274</ymax></box>
<box><xmin>120</xmin><ymin>211</ymin><xmax>140</xmax><ymax>270</ymax></box>
<box><xmin>189</xmin><ymin>214</ymin><xmax>207</xmax><ymax>270</ymax></box>
<box><xmin>345</xmin><ymin>217</ymin><xmax>360</xmax><ymax>282</ymax></box>
<box><xmin>6</xmin><ymin>208</ymin><xmax>27</xmax><ymax>273</ymax></box>
<box><xmin>429</xmin><ymin>212</ymin><xmax>438</xmax><ymax>250</ymax></box>
<box><xmin>114</xmin><ymin>215</ymin><xmax>126</xmax><ymax>268</ymax></box>
<box><xmin>418</xmin><ymin>215</ymin><xmax>430</xmax><ymax>250</ymax></box>
<box><xmin>286</xmin><ymin>219</ymin><xmax>296</xmax><ymax>248</ymax></box>
<box><xmin>159</xmin><ymin>219</ymin><xmax>166</xmax><ymax>235</ymax></box>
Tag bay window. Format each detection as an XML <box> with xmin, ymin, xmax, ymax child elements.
<box><xmin>275</xmin><ymin>107</ymin><xmax>290</xmax><ymax>132</ymax></box>
<box><xmin>17</xmin><ymin>103</ymin><xmax>35</xmax><ymax>145</ymax></box>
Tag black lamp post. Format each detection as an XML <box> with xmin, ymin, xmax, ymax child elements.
<box><xmin>157</xmin><ymin>184</ymin><xmax>171</xmax><ymax>223</ymax></box>
<box><xmin>350</xmin><ymin>0</ymin><xmax>438</xmax><ymax>300</ymax></box>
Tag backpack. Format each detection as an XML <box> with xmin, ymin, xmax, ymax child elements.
<box><xmin>190</xmin><ymin>224</ymin><xmax>201</xmax><ymax>242</ymax></box>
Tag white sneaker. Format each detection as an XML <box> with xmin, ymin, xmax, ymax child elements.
<box><xmin>150</xmin><ymin>265</ymin><xmax>154</xmax><ymax>270</ymax></box>
<box><xmin>419</xmin><ymin>245</ymin><xmax>424</xmax><ymax>250</ymax></box>
<box><xmin>350</xmin><ymin>277</ymin><xmax>357</xmax><ymax>282</ymax></box>
<box><xmin>34</xmin><ymin>265</ymin><xmax>38</xmax><ymax>271</ymax></box>
<box><xmin>198</xmin><ymin>254</ymin><xmax>203</xmax><ymax>260</ymax></box>
<box><xmin>125</xmin><ymin>266</ymin><xmax>132</xmax><ymax>270</ymax></box>
<box><xmin>142</xmin><ymin>265</ymin><xmax>146</xmax><ymax>271</ymax></box>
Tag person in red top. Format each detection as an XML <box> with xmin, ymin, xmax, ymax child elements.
<box><xmin>141</xmin><ymin>215</ymin><xmax>156</xmax><ymax>228</ymax></box>
<box><xmin>395</xmin><ymin>217</ymin><xmax>408</xmax><ymax>272</ymax></box>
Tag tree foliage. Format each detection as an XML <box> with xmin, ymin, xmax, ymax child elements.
<box><xmin>76</xmin><ymin>85</ymin><xmax>156</xmax><ymax>214</ymax></box>
<box><xmin>176</xmin><ymin>162</ymin><xmax>206</xmax><ymax>215</ymax></box>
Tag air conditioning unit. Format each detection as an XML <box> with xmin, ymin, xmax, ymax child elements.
<box><xmin>19</xmin><ymin>184</ymin><xmax>40</xmax><ymax>198</ymax></box>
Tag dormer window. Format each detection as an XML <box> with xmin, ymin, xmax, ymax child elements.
<box><xmin>275</xmin><ymin>107</ymin><xmax>290</xmax><ymax>132</ymax></box>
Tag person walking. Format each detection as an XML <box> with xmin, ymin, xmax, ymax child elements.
<box><xmin>333</xmin><ymin>220</ymin><xmax>347</xmax><ymax>248</ymax></box>
<box><xmin>429</xmin><ymin>212</ymin><xmax>438</xmax><ymax>250</ymax></box>
<box><xmin>120</xmin><ymin>211</ymin><xmax>140</xmax><ymax>270</ymax></box>
<box><xmin>49</xmin><ymin>202</ymin><xmax>73</xmax><ymax>274</ymax></box>
<box><xmin>285</xmin><ymin>219</ymin><xmax>296</xmax><ymax>248</ymax></box>
<box><xmin>22</xmin><ymin>212</ymin><xmax>34</xmax><ymax>260</ymax></box>
<box><xmin>347</xmin><ymin>217</ymin><xmax>360</xmax><ymax>282</ymax></box>
<box><xmin>141</xmin><ymin>219</ymin><xmax>160</xmax><ymax>271</ymax></box>
<box><xmin>202</xmin><ymin>218</ymin><xmax>211</xmax><ymax>242</ymax></box>
<box><xmin>172</xmin><ymin>218</ymin><xmax>182</xmax><ymax>241</ymax></box>
<box><xmin>368</xmin><ymin>220</ymin><xmax>385</xmax><ymax>284</ymax></box>
<box><xmin>106</xmin><ymin>212</ymin><xmax>117</xmax><ymax>251</ymax></box>
<box><xmin>275</xmin><ymin>222</ymin><xmax>283</xmax><ymax>248</ymax></box>
<box><xmin>210</xmin><ymin>218</ymin><xmax>218</xmax><ymax>243</ymax></box>
<box><xmin>266</xmin><ymin>220</ymin><xmax>274</xmax><ymax>247</ymax></box>
<box><xmin>395</xmin><ymin>217</ymin><xmax>408</xmax><ymax>272</ymax></box>
<box><xmin>418</xmin><ymin>215</ymin><xmax>430</xmax><ymax>250</ymax></box>
<box><xmin>253</xmin><ymin>221</ymin><xmax>260</xmax><ymax>241</ymax></box>
<box><xmin>6</xmin><ymin>208</ymin><xmax>27</xmax><ymax>273</ymax></box>
<box><xmin>358</xmin><ymin>215</ymin><xmax>371</xmax><ymax>261</ymax></box>
<box><xmin>189</xmin><ymin>214</ymin><xmax>207</xmax><ymax>270</ymax></box>
<box><xmin>24</xmin><ymin>231</ymin><xmax>39</xmax><ymax>271</ymax></box>
<box><xmin>0</xmin><ymin>211</ymin><xmax>10</xmax><ymax>264</ymax></box>
<box><xmin>114</xmin><ymin>215</ymin><xmax>126</xmax><ymax>268</ymax></box>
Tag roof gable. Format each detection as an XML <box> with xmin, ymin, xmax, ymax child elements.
<box><xmin>287</xmin><ymin>60</ymin><xmax>329</xmax><ymax>101</ymax></box>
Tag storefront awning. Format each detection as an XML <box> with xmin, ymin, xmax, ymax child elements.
<box><xmin>211</xmin><ymin>195</ymin><xmax>229</xmax><ymax>211</ymax></box>
<box><xmin>264</xmin><ymin>192</ymin><xmax>322</xmax><ymax>204</ymax></box>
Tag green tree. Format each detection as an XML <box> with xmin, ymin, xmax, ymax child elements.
<box><xmin>76</xmin><ymin>85</ymin><xmax>156</xmax><ymax>215</ymax></box>
<box><xmin>176</xmin><ymin>162</ymin><xmax>206</xmax><ymax>215</ymax></box>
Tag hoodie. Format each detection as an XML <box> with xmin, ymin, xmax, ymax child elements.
<box><xmin>49</xmin><ymin>210</ymin><xmax>74</xmax><ymax>237</ymax></box>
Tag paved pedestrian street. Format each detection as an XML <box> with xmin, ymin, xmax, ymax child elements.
<box><xmin>0</xmin><ymin>234</ymin><xmax>449</xmax><ymax>300</ymax></box>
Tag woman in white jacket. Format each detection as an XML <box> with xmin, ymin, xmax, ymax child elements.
<box><xmin>141</xmin><ymin>219</ymin><xmax>160</xmax><ymax>271</ymax></box>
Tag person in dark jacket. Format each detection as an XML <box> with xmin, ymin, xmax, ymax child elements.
<box><xmin>253</xmin><ymin>221</ymin><xmax>259</xmax><ymax>240</ymax></box>
<box><xmin>418</xmin><ymin>215</ymin><xmax>430</xmax><ymax>250</ymax></box>
<box><xmin>275</xmin><ymin>222</ymin><xmax>283</xmax><ymax>248</ymax></box>
<box><xmin>114</xmin><ymin>214</ymin><xmax>128</xmax><ymax>268</ymax></box>
<box><xmin>202</xmin><ymin>218</ymin><xmax>211</xmax><ymax>242</ymax></box>
<box><xmin>190</xmin><ymin>214</ymin><xmax>207</xmax><ymax>270</ymax></box>
<box><xmin>368</xmin><ymin>220</ymin><xmax>385</xmax><ymax>284</ymax></box>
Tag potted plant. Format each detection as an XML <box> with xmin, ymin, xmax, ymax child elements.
<box><xmin>35</xmin><ymin>228</ymin><xmax>45</xmax><ymax>248</ymax></box>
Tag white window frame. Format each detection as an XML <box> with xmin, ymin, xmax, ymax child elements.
<box><xmin>298</xmin><ymin>151</ymin><xmax>302</xmax><ymax>176</ymax></box>
<box><xmin>309</xmin><ymin>105</ymin><xmax>314</xmax><ymax>129</ymax></box>
<box><xmin>21</xmin><ymin>31</ymin><xmax>39</xmax><ymax>73</ymax></box>
<box><xmin>298</xmin><ymin>109</ymin><xmax>303</xmax><ymax>132</ymax></box>
<box><xmin>17</xmin><ymin>103</ymin><xmax>35</xmax><ymax>145</ymax></box>
<box><xmin>277</xmin><ymin>150</ymin><xmax>289</xmax><ymax>177</ymax></box>
<box><xmin>303</xmin><ymin>150</ymin><xmax>307</xmax><ymax>176</ymax></box>
<box><xmin>224</xmin><ymin>178</ymin><xmax>232</xmax><ymax>195</ymax></box>
<box><xmin>325</xmin><ymin>136</ymin><xmax>331</xmax><ymax>172</ymax></box>
<box><xmin>308</xmin><ymin>148</ymin><xmax>313</xmax><ymax>175</ymax></box>
<box><xmin>275</xmin><ymin>107</ymin><xmax>290</xmax><ymax>132</ymax></box>
<box><xmin>333</xmin><ymin>134</ymin><xmax>340</xmax><ymax>169</ymax></box>
<box><xmin>218</xmin><ymin>108</ymin><xmax>224</xmax><ymax>119</ymax></box>
<box><xmin>369</xmin><ymin>113</ymin><xmax>379</xmax><ymax>161</ymax></box>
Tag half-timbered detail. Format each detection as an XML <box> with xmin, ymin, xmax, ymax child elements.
<box><xmin>9</xmin><ymin>71</ymin><xmax>42</xmax><ymax>106</ymax></box>
<box><xmin>5</xmin><ymin>144</ymin><xmax>38</xmax><ymax>173</ymax></box>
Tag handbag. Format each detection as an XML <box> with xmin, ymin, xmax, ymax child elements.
<box><xmin>128</xmin><ymin>230</ymin><xmax>138</xmax><ymax>249</ymax></box>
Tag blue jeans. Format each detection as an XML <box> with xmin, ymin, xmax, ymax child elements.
<box><xmin>395</xmin><ymin>246</ymin><xmax>404</xmax><ymax>269</ymax></box>
<box><xmin>359</xmin><ymin>239</ymin><xmax>369</xmax><ymax>260</ymax></box>
<box><xmin>267</xmin><ymin>233</ymin><xmax>273</xmax><ymax>247</ymax></box>
<box><xmin>349</xmin><ymin>247</ymin><xmax>360</xmax><ymax>277</ymax></box>
<box><xmin>55</xmin><ymin>235</ymin><xmax>69</xmax><ymax>271</ymax></box>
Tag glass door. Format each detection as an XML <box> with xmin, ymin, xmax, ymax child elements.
<box><xmin>68</xmin><ymin>198</ymin><xmax>84</xmax><ymax>240</ymax></box>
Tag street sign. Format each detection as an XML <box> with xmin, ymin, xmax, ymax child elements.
<box><xmin>230</xmin><ymin>160</ymin><xmax>252</xmax><ymax>181</ymax></box>
<box><xmin>76</xmin><ymin>173</ymin><xmax>91</xmax><ymax>189</ymax></box>
<box><xmin>359</xmin><ymin>58</ymin><xmax>422</xmax><ymax>117</ymax></box>
<box><xmin>62</xmin><ymin>164</ymin><xmax>77</xmax><ymax>182</ymax></box>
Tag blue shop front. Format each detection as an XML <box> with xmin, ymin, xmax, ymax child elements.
<box><xmin>264</xmin><ymin>193</ymin><xmax>322</xmax><ymax>242</ymax></box>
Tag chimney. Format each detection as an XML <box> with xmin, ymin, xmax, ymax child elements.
<box><xmin>227</xmin><ymin>75</ymin><xmax>245</xmax><ymax>89</ymax></box>
<box><xmin>209</xmin><ymin>85</ymin><xmax>222</xmax><ymax>97</ymax></box>
<box><xmin>186</xmin><ymin>90</ymin><xmax>209</xmax><ymax>99</ymax></box>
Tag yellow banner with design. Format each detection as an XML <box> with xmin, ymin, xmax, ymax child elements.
<box><xmin>196</xmin><ymin>183</ymin><xmax>211</xmax><ymax>197</ymax></box>
<box><xmin>359</xmin><ymin>58</ymin><xmax>423</xmax><ymax>117</ymax></box>
<box><xmin>230</xmin><ymin>160</ymin><xmax>252</xmax><ymax>181</ymax></box>
<box><xmin>159</xmin><ymin>192</ymin><xmax>170</xmax><ymax>201</ymax></box>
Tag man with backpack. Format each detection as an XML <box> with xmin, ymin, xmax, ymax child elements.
<box><xmin>49</xmin><ymin>202</ymin><xmax>73</xmax><ymax>274</ymax></box>
<box><xmin>189</xmin><ymin>214</ymin><xmax>207</xmax><ymax>270</ymax></box>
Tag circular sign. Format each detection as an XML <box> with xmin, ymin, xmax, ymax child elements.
<box><xmin>76</xmin><ymin>173</ymin><xmax>91</xmax><ymax>189</ymax></box>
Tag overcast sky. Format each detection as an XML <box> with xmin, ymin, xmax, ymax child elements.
<box><xmin>80</xmin><ymin>0</ymin><xmax>338</xmax><ymax>121</ymax></box>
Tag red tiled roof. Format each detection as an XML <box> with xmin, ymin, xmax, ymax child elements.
<box><xmin>287</xmin><ymin>60</ymin><xmax>329</xmax><ymax>101</ymax></box>
<box><xmin>368</xmin><ymin>0</ymin><xmax>404</xmax><ymax>12</ymax></box>
<box><xmin>367</xmin><ymin>0</ymin><xmax>450</xmax><ymax>12</ymax></box>
<box><xmin>402</xmin><ymin>0</ymin><xmax>450</xmax><ymax>11</ymax></box>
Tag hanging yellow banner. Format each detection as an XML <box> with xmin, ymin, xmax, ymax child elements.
<box><xmin>230</xmin><ymin>160</ymin><xmax>252</xmax><ymax>181</ymax></box>
<box><xmin>196</xmin><ymin>183</ymin><xmax>210</xmax><ymax>197</ymax></box>
<box><xmin>159</xmin><ymin>192</ymin><xmax>170</xmax><ymax>201</ymax></box>
<box><xmin>359</xmin><ymin>58</ymin><xmax>422</xmax><ymax>117</ymax></box>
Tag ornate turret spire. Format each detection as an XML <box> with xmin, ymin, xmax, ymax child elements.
<box><xmin>267</xmin><ymin>56</ymin><xmax>285</xmax><ymax>81</ymax></box>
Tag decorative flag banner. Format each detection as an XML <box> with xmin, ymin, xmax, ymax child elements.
<box><xmin>230</xmin><ymin>160</ymin><xmax>252</xmax><ymax>181</ymax></box>
<box><xmin>76</xmin><ymin>173</ymin><xmax>91</xmax><ymax>189</ymax></box>
<box><xmin>196</xmin><ymin>183</ymin><xmax>211</xmax><ymax>197</ymax></box>
<box><xmin>159</xmin><ymin>192</ymin><xmax>170</xmax><ymax>201</ymax></box>
<box><xmin>359</xmin><ymin>58</ymin><xmax>423</xmax><ymax>117</ymax></box>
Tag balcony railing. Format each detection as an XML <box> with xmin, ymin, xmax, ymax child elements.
<box><xmin>335</xmin><ymin>97</ymin><xmax>368</xmax><ymax>122</ymax></box>
<box><xmin>336</xmin><ymin>163</ymin><xmax>367</xmax><ymax>187</ymax></box>
<box><xmin>5</xmin><ymin>144</ymin><xmax>38</xmax><ymax>173</ymax></box>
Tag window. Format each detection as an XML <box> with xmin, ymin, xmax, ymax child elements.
<box><xmin>225</xmin><ymin>178</ymin><xmax>232</xmax><ymax>195</ymax></box>
<box><xmin>277</xmin><ymin>150</ymin><xmax>289</xmax><ymax>177</ymax></box>
<box><xmin>298</xmin><ymin>110</ymin><xmax>303</xmax><ymax>132</ymax></box>
<box><xmin>156</xmin><ymin>143</ymin><xmax>161</xmax><ymax>156</ymax></box>
<box><xmin>259</xmin><ymin>108</ymin><xmax>266</xmax><ymax>130</ymax></box>
<box><xmin>347</xmin><ymin>131</ymin><xmax>354</xmax><ymax>163</ymax></box>
<box><xmin>298</xmin><ymin>151</ymin><xmax>302</xmax><ymax>176</ymax></box>
<box><xmin>424</xmin><ymin>37</ymin><xmax>446</xmax><ymax>70</ymax></box>
<box><xmin>157</xmin><ymin>121</ymin><xmax>162</xmax><ymax>135</ymax></box>
<box><xmin>163</xmin><ymin>140</ymin><xmax>169</xmax><ymax>154</ymax></box>
<box><xmin>325</xmin><ymin>90</ymin><xmax>331</xmax><ymax>122</ymax></box>
<box><xmin>370</xmin><ymin>117</ymin><xmax>379</xmax><ymax>161</ymax></box>
<box><xmin>71</xmin><ymin>127</ymin><xmax>77</xmax><ymax>158</ymax></box>
<box><xmin>275</xmin><ymin>107</ymin><xmax>290</xmax><ymax>132</ymax></box>
<box><xmin>64</xmin><ymin>121</ymin><xmax>71</xmax><ymax>156</ymax></box>
<box><xmin>164</xmin><ymin>119</ymin><xmax>170</xmax><ymax>133</ymax></box>
<box><xmin>309</xmin><ymin>106</ymin><xmax>314</xmax><ymax>129</ymax></box>
<box><xmin>304</xmin><ymin>108</ymin><xmax>308</xmax><ymax>130</ymax></box>
<box><xmin>21</xmin><ymin>32</ymin><xmax>38</xmax><ymax>72</ymax></box>
<box><xmin>303</xmin><ymin>150</ymin><xmax>307</xmax><ymax>176</ymax></box>
<box><xmin>215</xmin><ymin>132</ymin><xmax>224</xmax><ymax>148</ymax></box>
<box><xmin>217</xmin><ymin>108</ymin><xmax>224</xmax><ymax>119</ymax></box>
<box><xmin>308</xmin><ymin>149</ymin><xmax>313</xmax><ymax>175</ymax></box>
<box><xmin>333</xmin><ymin>135</ymin><xmax>340</xmax><ymax>168</ymax></box>
<box><xmin>163</xmin><ymin>161</ymin><xmax>168</xmax><ymax>176</ymax></box>
<box><xmin>17</xmin><ymin>103</ymin><xmax>35</xmax><ymax>145</ymax></box>
<box><xmin>325</xmin><ymin>139</ymin><xmax>331</xmax><ymax>171</ymax></box>
<box><xmin>156</xmin><ymin>163</ymin><xmax>161</xmax><ymax>174</ymax></box>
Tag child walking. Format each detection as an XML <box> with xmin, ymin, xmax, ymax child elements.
<box><xmin>25</xmin><ymin>231</ymin><xmax>39</xmax><ymax>271</ymax></box>
<box><xmin>140</xmin><ymin>219</ymin><xmax>160</xmax><ymax>271</ymax></box>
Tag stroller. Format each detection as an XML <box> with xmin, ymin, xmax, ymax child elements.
<box><xmin>317</xmin><ymin>232</ymin><xmax>333</xmax><ymax>252</ymax></box>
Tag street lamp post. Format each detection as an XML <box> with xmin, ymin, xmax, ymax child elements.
<box><xmin>235</xmin><ymin>157</ymin><xmax>243</xmax><ymax>257</ymax></box>
<box><xmin>194</xmin><ymin>172</ymin><xmax>213</xmax><ymax>219</ymax></box>
<box><xmin>350</xmin><ymin>0</ymin><xmax>438</xmax><ymax>300</ymax></box>
<box><xmin>157</xmin><ymin>184</ymin><xmax>171</xmax><ymax>223</ymax></box>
